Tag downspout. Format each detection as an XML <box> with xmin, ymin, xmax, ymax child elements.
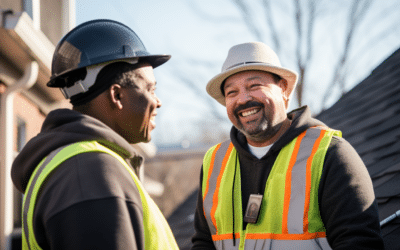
<box><xmin>0</xmin><ymin>61</ymin><xmax>39</xmax><ymax>250</ymax></box>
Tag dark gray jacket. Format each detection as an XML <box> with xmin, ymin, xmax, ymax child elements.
<box><xmin>192</xmin><ymin>106</ymin><xmax>384</xmax><ymax>249</ymax></box>
<box><xmin>12</xmin><ymin>109</ymin><xmax>146</xmax><ymax>249</ymax></box>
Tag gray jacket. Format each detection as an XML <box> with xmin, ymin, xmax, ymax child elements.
<box><xmin>12</xmin><ymin>109</ymin><xmax>146</xmax><ymax>249</ymax></box>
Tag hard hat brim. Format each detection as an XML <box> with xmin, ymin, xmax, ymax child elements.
<box><xmin>47</xmin><ymin>54</ymin><xmax>171</xmax><ymax>88</ymax></box>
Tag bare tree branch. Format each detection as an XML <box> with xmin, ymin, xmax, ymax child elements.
<box><xmin>294</xmin><ymin>0</ymin><xmax>303</xmax><ymax>65</ymax></box>
<box><xmin>350</xmin><ymin>21</ymin><xmax>400</xmax><ymax>69</ymax></box>
<box><xmin>261</xmin><ymin>0</ymin><xmax>281</xmax><ymax>53</ymax></box>
<box><xmin>188</xmin><ymin>0</ymin><xmax>240</xmax><ymax>23</ymax></box>
<box><xmin>322</xmin><ymin>0</ymin><xmax>372</xmax><ymax>109</ymax></box>
<box><xmin>187</xmin><ymin>0</ymin><xmax>399</xmax><ymax>116</ymax></box>
<box><xmin>169</xmin><ymin>67</ymin><xmax>227</xmax><ymax>123</ymax></box>
<box><xmin>293</xmin><ymin>0</ymin><xmax>317</xmax><ymax>107</ymax></box>
<box><xmin>305</xmin><ymin>0</ymin><xmax>316</xmax><ymax>64</ymax></box>
<box><xmin>232</xmin><ymin>0</ymin><xmax>264</xmax><ymax>41</ymax></box>
<box><xmin>293</xmin><ymin>0</ymin><xmax>304</xmax><ymax>107</ymax></box>
<box><xmin>349</xmin><ymin>2</ymin><xmax>400</xmax><ymax>65</ymax></box>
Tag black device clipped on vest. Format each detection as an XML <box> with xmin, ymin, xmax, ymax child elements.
<box><xmin>244</xmin><ymin>194</ymin><xmax>263</xmax><ymax>224</ymax></box>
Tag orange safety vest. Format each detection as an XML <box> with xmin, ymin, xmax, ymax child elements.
<box><xmin>202</xmin><ymin>127</ymin><xmax>341</xmax><ymax>249</ymax></box>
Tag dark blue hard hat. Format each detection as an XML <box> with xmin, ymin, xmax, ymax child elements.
<box><xmin>47</xmin><ymin>19</ymin><xmax>170</xmax><ymax>87</ymax></box>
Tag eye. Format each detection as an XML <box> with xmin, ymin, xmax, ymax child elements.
<box><xmin>147</xmin><ymin>84</ymin><xmax>156</xmax><ymax>94</ymax></box>
<box><xmin>250</xmin><ymin>83</ymin><xmax>261</xmax><ymax>88</ymax></box>
<box><xmin>226</xmin><ymin>90</ymin><xmax>237</xmax><ymax>96</ymax></box>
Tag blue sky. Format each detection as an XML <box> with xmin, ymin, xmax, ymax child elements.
<box><xmin>76</xmin><ymin>0</ymin><xmax>400</xmax><ymax>146</ymax></box>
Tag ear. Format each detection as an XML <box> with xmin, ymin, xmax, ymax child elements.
<box><xmin>278</xmin><ymin>79</ymin><xmax>289</xmax><ymax>108</ymax></box>
<box><xmin>278</xmin><ymin>78</ymin><xmax>288</xmax><ymax>96</ymax></box>
<box><xmin>109</xmin><ymin>84</ymin><xmax>124</xmax><ymax>110</ymax></box>
<box><xmin>278</xmin><ymin>78</ymin><xmax>288</xmax><ymax>91</ymax></box>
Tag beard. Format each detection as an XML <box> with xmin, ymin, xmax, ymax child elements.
<box><xmin>235</xmin><ymin>111</ymin><xmax>281</xmax><ymax>142</ymax></box>
<box><xmin>233</xmin><ymin>101</ymin><xmax>281</xmax><ymax>142</ymax></box>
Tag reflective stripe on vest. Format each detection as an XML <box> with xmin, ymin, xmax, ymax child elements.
<box><xmin>202</xmin><ymin>128</ymin><xmax>341</xmax><ymax>250</ymax></box>
<box><xmin>22</xmin><ymin>141</ymin><xmax>179</xmax><ymax>250</ymax></box>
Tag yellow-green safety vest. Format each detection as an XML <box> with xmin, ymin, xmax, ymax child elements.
<box><xmin>202</xmin><ymin>127</ymin><xmax>341</xmax><ymax>249</ymax></box>
<box><xmin>22</xmin><ymin>141</ymin><xmax>179</xmax><ymax>250</ymax></box>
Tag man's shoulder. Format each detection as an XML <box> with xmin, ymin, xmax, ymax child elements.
<box><xmin>328</xmin><ymin>133</ymin><xmax>354</xmax><ymax>150</ymax></box>
<box><xmin>204</xmin><ymin>139</ymin><xmax>232</xmax><ymax>156</ymax></box>
<box><xmin>58</xmin><ymin>151</ymin><xmax>138</xmax><ymax>192</ymax></box>
<box><xmin>36</xmin><ymin>151</ymin><xmax>141</xmax><ymax>220</ymax></box>
<box><xmin>323</xmin><ymin>134</ymin><xmax>366</xmax><ymax>174</ymax></box>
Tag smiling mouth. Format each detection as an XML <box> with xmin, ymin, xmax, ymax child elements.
<box><xmin>239</xmin><ymin>108</ymin><xmax>261</xmax><ymax>117</ymax></box>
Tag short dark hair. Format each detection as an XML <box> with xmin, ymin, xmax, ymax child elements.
<box><xmin>71</xmin><ymin>61</ymin><xmax>144</xmax><ymax>106</ymax></box>
<box><xmin>103</xmin><ymin>61</ymin><xmax>142</xmax><ymax>88</ymax></box>
<box><xmin>220</xmin><ymin>71</ymin><xmax>282</xmax><ymax>96</ymax></box>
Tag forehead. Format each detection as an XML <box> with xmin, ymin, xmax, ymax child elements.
<box><xmin>130</xmin><ymin>64</ymin><xmax>156</xmax><ymax>87</ymax></box>
<box><xmin>224</xmin><ymin>70</ymin><xmax>274</xmax><ymax>89</ymax></box>
<box><xmin>136</xmin><ymin>64</ymin><xmax>156</xmax><ymax>81</ymax></box>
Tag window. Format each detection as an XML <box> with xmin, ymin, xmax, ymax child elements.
<box><xmin>22</xmin><ymin>0</ymin><xmax>33</xmax><ymax>19</ymax></box>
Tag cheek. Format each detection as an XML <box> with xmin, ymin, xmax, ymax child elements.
<box><xmin>225</xmin><ymin>101</ymin><xmax>238</xmax><ymax>122</ymax></box>
<box><xmin>138</xmin><ymin>95</ymin><xmax>158</xmax><ymax>123</ymax></box>
<box><xmin>260</xmin><ymin>88</ymin><xmax>284</xmax><ymax>106</ymax></box>
<box><xmin>144</xmin><ymin>97</ymin><xmax>158</xmax><ymax>115</ymax></box>
<box><xmin>123</xmin><ymin>96</ymin><xmax>149</xmax><ymax>127</ymax></box>
<box><xmin>134</xmin><ymin>95</ymin><xmax>151</xmax><ymax>112</ymax></box>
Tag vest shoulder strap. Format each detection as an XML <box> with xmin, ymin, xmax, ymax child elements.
<box><xmin>22</xmin><ymin>141</ymin><xmax>134</xmax><ymax>250</ymax></box>
<box><xmin>22</xmin><ymin>141</ymin><xmax>179</xmax><ymax>250</ymax></box>
<box><xmin>202</xmin><ymin>127</ymin><xmax>341</xmax><ymax>246</ymax></box>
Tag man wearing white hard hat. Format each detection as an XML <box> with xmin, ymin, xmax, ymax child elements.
<box><xmin>191</xmin><ymin>42</ymin><xmax>383</xmax><ymax>249</ymax></box>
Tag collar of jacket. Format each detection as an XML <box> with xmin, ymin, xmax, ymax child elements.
<box><xmin>229</xmin><ymin>105</ymin><xmax>328</xmax><ymax>160</ymax></box>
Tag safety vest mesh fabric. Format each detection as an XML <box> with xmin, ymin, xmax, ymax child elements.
<box><xmin>21</xmin><ymin>141</ymin><xmax>179</xmax><ymax>250</ymax></box>
<box><xmin>202</xmin><ymin>128</ymin><xmax>341</xmax><ymax>250</ymax></box>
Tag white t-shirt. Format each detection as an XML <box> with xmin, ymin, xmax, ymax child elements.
<box><xmin>248</xmin><ymin>143</ymin><xmax>273</xmax><ymax>159</ymax></box>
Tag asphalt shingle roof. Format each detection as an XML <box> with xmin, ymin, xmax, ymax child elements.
<box><xmin>317</xmin><ymin>47</ymin><xmax>400</xmax><ymax>249</ymax></box>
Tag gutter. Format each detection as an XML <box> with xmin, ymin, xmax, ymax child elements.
<box><xmin>0</xmin><ymin>10</ymin><xmax>56</xmax><ymax>113</ymax></box>
<box><xmin>2</xmin><ymin>11</ymin><xmax>53</xmax><ymax>72</ymax></box>
<box><xmin>0</xmin><ymin>61</ymin><xmax>39</xmax><ymax>250</ymax></box>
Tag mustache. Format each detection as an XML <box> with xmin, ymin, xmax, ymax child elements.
<box><xmin>234</xmin><ymin>101</ymin><xmax>264</xmax><ymax>115</ymax></box>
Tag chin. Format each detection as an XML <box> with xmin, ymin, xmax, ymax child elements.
<box><xmin>142</xmin><ymin>137</ymin><xmax>151</xmax><ymax>143</ymax></box>
<box><xmin>139</xmin><ymin>134</ymin><xmax>152</xmax><ymax>143</ymax></box>
<box><xmin>129</xmin><ymin>137</ymin><xmax>151</xmax><ymax>144</ymax></box>
<box><xmin>125</xmin><ymin>130</ymin><xmax>152</xmax><ymax>144</ymax></box>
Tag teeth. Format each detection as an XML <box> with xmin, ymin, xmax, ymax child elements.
<box><xmin>150</xmin><ymin>116</ymin><xmax>156</xmax><ymax>122</ymax></box>
<box><xmin>241</xmin><ymin>109</ymin><xmax>258</xmax><ymax>117</ymax></box>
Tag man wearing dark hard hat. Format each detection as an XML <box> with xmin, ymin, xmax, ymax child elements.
<box><xmin>192</xmin><ymin>42</ymin><xmax>384</xmax><ymax>249</ymax></box>
<box><xmin>11</xmin><ymin>19</ymin><xmax>178</xmax><ymax>250</ymax></box>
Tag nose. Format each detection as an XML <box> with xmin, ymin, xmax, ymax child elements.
<box><xmin>236</xmin><ymin>90</ymin><xmax>252</xmax><ymax>105</ymax></box>
<box><xmin>156</xmin><ymin>95</ymin><xmax>162</xmax><ymax>108</ymax></box>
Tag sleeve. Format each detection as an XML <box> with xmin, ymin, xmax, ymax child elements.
<box><xmin>34</xmin><ymin>152</ymin><xmax>145</xmax><ymax>250</ymax></box>
<box><xmin>191</xmin><ymin>166</ymin><xmax>216</xmax><ymax>250</ymax></box>
<box><xmin>319</xmin><ymin>136</ymin><xmax>385</xmax><ymax>250</ymax></box>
